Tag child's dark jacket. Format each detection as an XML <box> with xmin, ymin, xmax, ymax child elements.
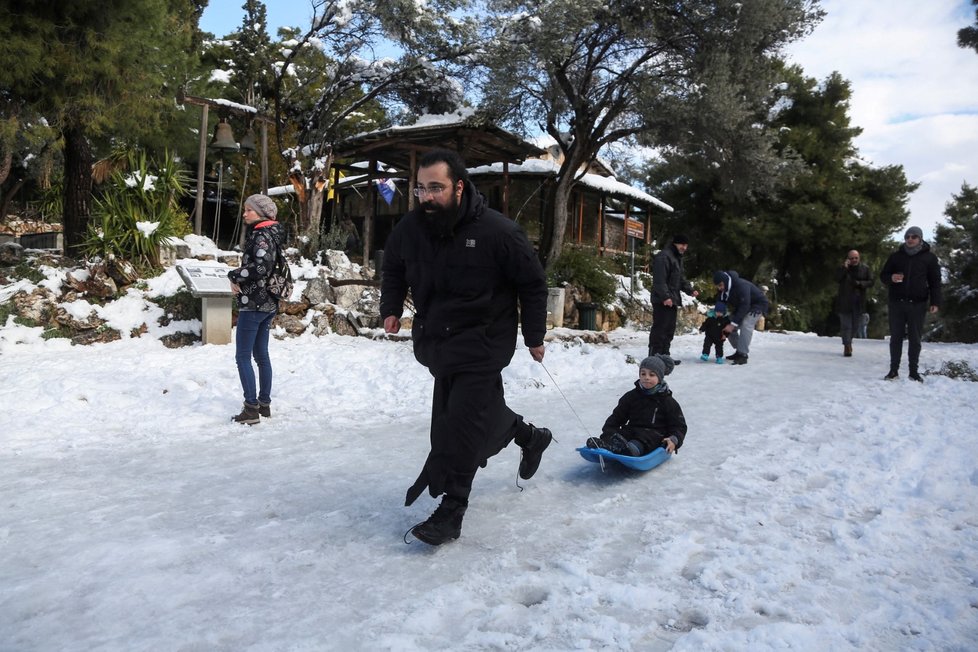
<box><xmin>602</xmin><ymin>381</ymin><xmax>688</xmax><ymax>452</ymax></box>
<box><xmin>699</xmin><ymin>312</ymin><xmax>730</xmax><ymax>345</ymax></box>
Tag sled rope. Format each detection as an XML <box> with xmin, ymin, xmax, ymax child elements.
<box><xmin>541</xmin><ymin>362</ymin><xmax>592</xmax><ymax>438</ymax></box>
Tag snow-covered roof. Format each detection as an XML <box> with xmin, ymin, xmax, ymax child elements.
<box><xmin>468</xmin><ymin>159</ymin><xmax>673</xmax><ymax>212</ymax></box>
<box><xmin>334</xmin><ymin>112</ymin><xmax>544</xmax><ymax>171</ymax></box>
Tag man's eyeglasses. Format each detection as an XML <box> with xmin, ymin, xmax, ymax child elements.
<box><xmin>847</xmin><ymin>256</ymin><xmax>860</xmax><ymax>261</ymax></box>
<box><xmin>905</xmin><ymin>234</ymin><xmax>921</xmax><ymax>240</ymax></box>
<box><xmin>413</xmin><ymin>184</ymin><xmax>451</xmax><ymax>198</ymax></box>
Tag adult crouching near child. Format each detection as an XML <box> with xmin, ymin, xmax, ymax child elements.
<box><xmin>227</xmin><ymin>194</ymin><xmax>285</xmax><ymax>424</ymax></box>
<box><xmin>713</xmin><ymin>270</ymin><xmax>769</xmax><ymax>365</ymax></box>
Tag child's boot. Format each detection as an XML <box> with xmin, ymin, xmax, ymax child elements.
<box><xmin>715</xmin><ymin>355</ymin><xmax>724</xmax><ymax>364</ymax></box>
<box><xmin>699</xmin><ymin>353</ymin><xmax>709</xmax><ymax>362</ymax></box>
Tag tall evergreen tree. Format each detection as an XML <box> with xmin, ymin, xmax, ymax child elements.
<box><xmin>0</xmin><ymin>0</ymin><xmax>201</xmax><ymax>255</ymax></box>
<box><xmin>933</xmin><ymin>183</ymin><xmax>978</xmax><ymax>343</ymax></box>
<box><xmin>759</xmin><ymin>69</ymin><xmax>914</xmax><ymax>314</ymax></box>
<box><xmin>227</xmin><ymin>0</ymin><xmax>277</xmax><ymax>108</ymax></box>
<box><xmin>646</xmin><ymin>64</ymin><xmax>916</xmax><ymax>332</ymax></box>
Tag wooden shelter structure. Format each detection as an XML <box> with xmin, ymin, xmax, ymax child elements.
<box><xmin>326</xmin><ymin>114</ymin><xmax>671</xmax><ymax>265</ymax></box>
<box><xmin>467</xmin><ymin>158</ymin><xmax>673</xmax><ymax>258</ymax></box>
<box><xmin>329</xmin><ymin>115</ymin><xmax>545</xmax><ymax>263</ymax></box>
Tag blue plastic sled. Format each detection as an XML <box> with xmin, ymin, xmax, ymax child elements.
<box><xmin>576</xmin><ymin>445</ymin><xmax>671</xmax><ymax>471</ymax></box>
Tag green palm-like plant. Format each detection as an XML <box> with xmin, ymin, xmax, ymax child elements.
<box><xmin>82</xmin><ymin>150</ymin><xmax>192</xmax><ymax>271</ymax></box>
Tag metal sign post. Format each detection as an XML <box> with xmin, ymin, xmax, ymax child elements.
<box><xmin>624</xmin><ymin>217</ymin><xmax>644</xmax><ymax>300</ymax></box>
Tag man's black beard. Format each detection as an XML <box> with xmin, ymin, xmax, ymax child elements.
<box><xmin>421</xmin><ymin>199</ymin><xmax>459</xmax><ymax>239</ymax></box>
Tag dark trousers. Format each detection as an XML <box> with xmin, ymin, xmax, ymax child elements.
<box><xmin>702</xmin><ymin>333</ymin><xmax>724</xmax><ymax>357</ymax></box>
<box><xmin>405</xmin><ymin>371</ymin><xmax>523</xmax><ymax>506</ymax></box>
<box><xmin>887</xmin><ymin>300</ymin><xmax>928</xmax><ymax>373</ymax></box>
<box><xmin>649</xmin><ymin>303</ymin><xmax>678</xmax><ymax>356</ymax></box>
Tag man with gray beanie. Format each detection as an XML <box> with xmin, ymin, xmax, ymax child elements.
<box><xmin>879</xmin><ymin>226</ymin><xmax>942</xmax><ymax>382</ymax></box>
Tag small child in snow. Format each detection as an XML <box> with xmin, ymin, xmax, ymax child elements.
<box><xmin>699</xmin><ymin>301</ymin><xmax>731</xmax><ymax>364</ymax></box>
<box><xmin>584</xmin><ymin>354</ymin><xmax>687</xmax><ymax>457</ymax></box>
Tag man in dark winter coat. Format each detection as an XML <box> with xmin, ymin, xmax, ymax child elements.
<box><xmin>836</xmin><ymin>250</ymin><xmax>874</xmax><ymax>357</ymax></box>
<box><xmin>713</xmin><ymin>270</ymin><xmax>769</xmax><ymax>365</ymax></box>
<box><xmin>649</xmin><ymin>235</ymin><xmax>698</xmax><ymax>361</ymax></box>
<box><xmin>880</xmin><ymin>226</ymin><xmax>942</xmax><ymax>382</ymax></box>
<box><xmin>380</xmin><ymin>149</ymin><xmax>553</xmax><ymax>546</ymax></box>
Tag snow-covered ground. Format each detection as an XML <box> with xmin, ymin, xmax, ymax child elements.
<box><xmin>2</xmin><ymin>311</ymin><xmax>977</xmax><ymax>650</ymax></box>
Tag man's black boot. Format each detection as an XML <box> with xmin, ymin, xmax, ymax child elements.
<box><xmin>517</xmin><ymin>425</ymin><xmax>553</xmax><ymax>480</ymax></box>
<box><xmin>411</xmin><ymin>496</ymin><xmax>467</xmax><ymax>546</ymax></box>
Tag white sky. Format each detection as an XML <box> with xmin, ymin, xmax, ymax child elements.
<box><xmin>3</xmin><ymin>250</ymin><xmax>978</xmax><ymax>649</ymax></box>
<box><xmin>200</xmin><ymin>0</ymin><xmax>978</xmax><ymax>240</ymax></box>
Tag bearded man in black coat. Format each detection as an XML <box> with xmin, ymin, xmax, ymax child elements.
<box><xmin>380</xmin><ymin>149</ymin><xmax>553</xmax><ymax>546</ymax></box>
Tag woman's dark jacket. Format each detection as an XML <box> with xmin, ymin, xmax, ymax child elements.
<box><xmin>835</xmin><ymin>263</ymin><xmax>874</xmax><ymax>314</ymax></box>
<box><xmin>879</xmin><ymin>243</ymin><xmax>942</xmax><ymax>307</ymax></box>
<box><xmin>602</xmin><ymin>381</ymin><xmax>688</xmax><ymax>452</ymax></box>
<box><xmin>227</xmin><ymin>220</ymin><xmax>285</xmax><ymax>313</ymax></box>
<box><xmin>380</xmin><ymin>182</ymin><xmax>548</xmax><ymax>377</ymax></box>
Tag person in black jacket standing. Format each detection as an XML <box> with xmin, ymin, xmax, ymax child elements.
<box><xmin>836</xmin><ymin>250</ymin><xmax>874</xmax><ymax>357</ymax></box>
<box><xmin>649</xmin><ymin>235</ymin><xmax>698</xmax><ymax>361</ymax></box>
<box><xmin>880</xmin><ymin>226</ymin><xmax>942</xmax><ymax>382</ymax></box>
<box><xmin>380</xmin><ymin>149</ymin><xmax>553</xmax><ymax>546</ymax></box>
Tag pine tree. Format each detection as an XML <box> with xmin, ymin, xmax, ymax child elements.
<box><xmin>228</xmin><ymin>0</ymin><xmax>277</xmax><ymax>108</ymax></box>
<box><xmin>0</xmin><ymin>0</ymin><xmax>199</xmax><ymax>255</ymax></box>
<box><xmin>933</xmin><ymin>183</ymin><xmax>978</xmax><ymax>343</ymax></box>
<box><xmin>646</xmin><ymin>64</ymin><xmax>917</xmax><ymax>333</ymax></box>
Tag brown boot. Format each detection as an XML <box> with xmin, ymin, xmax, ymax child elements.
<box><xmin>231</xmin><ymin>402</ymin><xmax>260</xmax><ymax>425</ymax></box>
<box><xmin>844</xmin><ymin>344</ymin><xmax>852</xmax><ymax>357</ymax></box>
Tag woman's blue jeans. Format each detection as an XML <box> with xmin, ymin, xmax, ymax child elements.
<box><xmin>235</xmin><ymin>310</ymin><xmax>275</xmax><ymax>406</ymax></box>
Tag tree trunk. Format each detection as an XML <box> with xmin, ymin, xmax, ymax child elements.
<box><xmin>0</xmin><ymin>148</ymin><xmax>11</xmax><ymax>187</ymax></box>
<box><xmin>0</xmin><ymin>177</ymin><xmax>27</xmax><ymax>220</ymax></box>
<box><xmin>62</xmin><ymin>125</ymin><xmax>94</xmax><ymax>257</ymax></box>
<box><xmin>296</xmin><ymin>151</ymin><xmax>332</xmax><ymax>259</ymax></box>
<box><xmin>541</xmin><ymin>177</ymin><xmax>576</xmax><ymax>269</ymax></box>
<box><xmin>303</xmin><ymin>185</ymin><xmax>325</xmax><ymax>256</ymax></box>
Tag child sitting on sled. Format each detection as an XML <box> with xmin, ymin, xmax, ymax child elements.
<box><xmin>585</xmin><ymin>354</ymin><xmax>687</xmax><ymax>457</ymax></box>
<box><xmin>699</xmin><ymin>301</ymin><xmax>731</xmax><ymax>363</ymax></box>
